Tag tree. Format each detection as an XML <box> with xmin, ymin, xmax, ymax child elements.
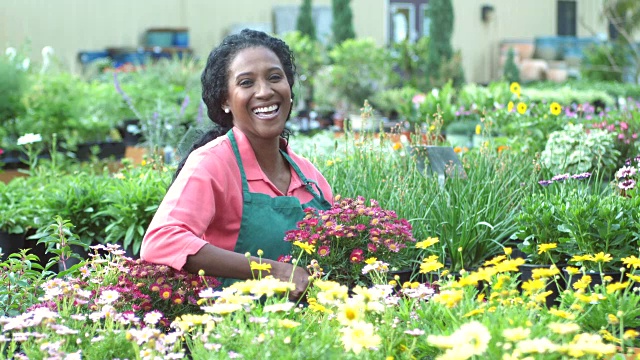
<box><xmin>503</xmin><ymin>48</ymin><xmax>520</xmax><ymax>84</ymax></box>
<box><xmin>425</xmin><ymin>0</ymin><xmax>464</xmax><ymax>88</ymax></box>
<box><xmin>602</xmin><ymin>0</ymin><xmax>640</xmax><ymax>83</ymax></box>
<box><xmin>296</xmin><ymin>0</ymin><xmax>316</xmax><ymax>41</ymax></box>
<box><xmin>331</xmin><ymin>0</ymin><xmax>355</xmax><ymax>45</ymax></box>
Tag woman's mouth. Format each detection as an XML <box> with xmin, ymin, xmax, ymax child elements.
<box><xmin>252</xmin><ymin>104</ymin><xmax>280</xmax><ymax>119</ymax></box>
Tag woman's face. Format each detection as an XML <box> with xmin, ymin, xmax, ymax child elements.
<box><xmin>224</xmin><ymin>46</ymin><xmax>291</xmax><ymax>142</ymax></box>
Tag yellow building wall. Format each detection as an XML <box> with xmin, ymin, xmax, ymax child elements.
<box><xmin>451</xmin><ymin>0</ymin><xmax>608</xmax><ymax>83</ymax></box>
<box><xmin>0</xmin><ymin>0</ymin><xmax>609</xmax><ymax>83</ymax></box>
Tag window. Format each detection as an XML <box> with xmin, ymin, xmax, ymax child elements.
<box><xmin>389</xmin><ymin>0</ymin><xmax>428</xmax><ymax>43</ymax></box>
<box><xmin>557</xmin><ymin>0</ymin><xmax>577</xmax><ymax>36</ymax></box>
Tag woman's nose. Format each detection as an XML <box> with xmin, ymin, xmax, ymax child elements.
<box><xmin>255</xmin><ymin>79</ymin><xmax>274</xmax><ymax>98</ymax></box>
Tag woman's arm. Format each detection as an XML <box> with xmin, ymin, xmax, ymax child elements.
<box><xmin>183</xmin><ymin>243</ymin><xmax>310</xmax><ymax>300</ymax></box>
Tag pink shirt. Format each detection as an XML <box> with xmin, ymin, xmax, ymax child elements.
<box><xmin>140</xmin><ymin>127</ymin><xmax>333</xmax><ymax>270</ymax></box>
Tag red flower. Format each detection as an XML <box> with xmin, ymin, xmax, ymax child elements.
<box><xmin>367</xmin><ymin>243</ymin><xmax>377</xmax><ymax>252</ymax></box>
<box><xmin>172</xmin><ymin>294</ymin><xmax>184</xmax><ymax>305</ymax></box>
<box><xmin>149</xmin><ymin>283</ymin><xmax>160</xmax><ymax>292</ymax></box>
<box><xmin>350</xmin><ymin>248</ymin><xmax>364</xmax><ymax>263</ymax></box>
<box><xmin>160</xmin><ymin>288</ymin><xmax>172</xmax><ymax>300</ymax></box>
<box><xmin>0</xmin><ymin>148</ymin><xmax>4</xmax><ymax>156</ymax></box>
<box><xmin>318</xmin><ymin>246</ymin><xmax>330</xmax><ymax>257</ymax></box>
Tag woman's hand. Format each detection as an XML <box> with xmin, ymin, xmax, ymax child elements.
<box><xmin>272</xmin><ymin>262</ymin><xmax>310</xmax><ymax>301</ymax></box>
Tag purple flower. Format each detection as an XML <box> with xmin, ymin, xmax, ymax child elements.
<box><xmin>179</xmin><ymin>95</ymin><xmax>190</xmax><ymax>117</ymax></box>
<box><xmin>615</xmin><ymin>166</ymin><xmax>637</xmax><ymax>180</ymax></box>
<box><xmin>571</xmin><ymin>172</ymin><xmax>591</xmax><ymax>180</ymax></box>
<box><xmin>618</xmin><ymin>179</ymin><xmax>636</xmax><ymax>191</ymax></box>
<box><xmin>197</xmin><ymin>101</ymin><xmax>204</xmax><ymax>123</ymax></box>
<box><xmin>538</xmin><ymin>180</ymin><xmax>554</xmax><ymax>187</ymax></box>
<box><xmin>551</xmin><ymin>174</ymin><xmax>570</xmax><ymax>182</ymax></box>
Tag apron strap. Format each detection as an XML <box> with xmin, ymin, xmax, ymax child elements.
<box><xmin>227</xmin><ymin>130</ymin><xmax>250</xmax><ymax>194</ymax></box>
<box><xmin>228</xmin><ymin>128</ymin><xmax>328</xmax><ymax>203</ymax></box>
<box><xmin>281</xmin><ymin>150</ymin><xmax>327</xmax><ymax>203</ymax></box>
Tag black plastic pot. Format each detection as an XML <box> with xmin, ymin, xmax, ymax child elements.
<box><xmin>0</xmin><ymin>230</ymin><xmax>25</xmax><ymax>262</ymax></box>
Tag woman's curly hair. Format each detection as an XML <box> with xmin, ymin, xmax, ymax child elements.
<box><xmin>174</xmin><ymin>29</ymin><xmax>296</xmax><ymax>179</ymax></box>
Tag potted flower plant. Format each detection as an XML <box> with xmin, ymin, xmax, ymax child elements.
<box><xmin>284</xmin><ymin>196</ymin><xmax>416</xmax><ymax>288</ymax></box>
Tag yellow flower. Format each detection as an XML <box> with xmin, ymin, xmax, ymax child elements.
<box><xmin>549</xmin><ymin>102</ymin><xmax>562</xmax><ymax>115</ymax></box>
<box><xmin>201</xmin><ymin>303</ymin><xmax>243</xmax><ymax>315</ymax></box>
<box><xmin>416</xmin><ymin>237</ymin><xmax>439</xmax><ymax>249</ymax></box>
<box><xmin>590</xmin><ymin>252</ymin><xmax>613</xmax><ymax>263</ymax></box>
<box><xmin>278</xmin><ymin>319</ymin><xmax>301</xmax><ymax>328</ymax></box>
<box><xmin>564</xmin><ymin>266</ymin><xmax>580</xmax><ymax>275</ymax></box>
<box><xmin>517</xmin><ymin>102</ymin><xmax>527</xmax><ymax>114</ymax></box>
<box><xmin>475</xmin><ymin>124</ymin><xmax>482</xmax><ymax>135</ymax></box>
<box><xmin>606</xmin><ymin>281</ymin><xmax>629</xmax><ymax>294</ymax></box>
<box><xmin>340</xmin><ymin>321</ymin><xmax>381</xmax><ymax>354</ymax></box>
<box><xmin>622</xmin><ymin>255</ymin><xmax>640</xmax><ymax>269</ymax></box>
<box><xmin>503</xmin><ymin>327</ymin><xmax>530</xmax><ymax>342</ymax></box>
<box><xmin>548</xmin><ymin>308</ymin><xmax>576</xmax><ymax>320</ymax></box>
<box><xmin>504</xmin><ymin>247</ymin><xmax>513</xmax><ymax>256</ymax></box>
<box><xmin>521</xmin><ymin>279</ymin><xmax>545</xmax><ymax>295</ymax></box>
<box><xmin>392</xmin><ymin>142</ymin><xmax>402</xmax><ymax>150</ymax></box>
<box><xmin>537</xmin><ymin>243</ymin><xmax>557</xmax><ymax>254</ymax></box>
<box><xmin>326</xmin><ymin>159</ymin><xmax>334</xmax><ymax>167</ymax></box>
<box><xmin>463</xmin><ymin>308</ymin><xmax>485</xmax><ymax>317</ymax></box>
<box><xmin>510</xmin><ymin>82</ymin><xmax>521</xmax><ymax>97</ymax></box>
<box><xmin>570</xmin><ymin>254</ymin><xmax>592</xmax><ymax>263</ymax></box>
<box><xmin>572</xmin><ymin>275</ymin><xmax>592</xmax><ymax>290</ymax></box>
<box><xmin>548</xmin><ymin>322</ymin><xmax>580</xmax><ymax>335</ymax></box>
<box><xmin>507</xmin><ymin>101</ymin><xmax>515</xmax><ymax>112</ymax></box>
<box><xmin>627</xmin><ymin>273</ymin><xmax>640</xmax><ymax>282</ymax></box>
<box><xmin>531</xmin><ymin>266</ymin><xmax>560</xmax><ymax>279</ymax></box>
<box><xmin>607</xmin><ymin>313</ymin><xmax>620</xmax><ymax>325</ymax></box>
<box><xmin>364</xmin><ymin>257</ymin><xmax>377</xmax><ymax>265</ymax></box>
<box><xmin>624</xmin><ymin>329</ymin><xmax>639</xmax><ymax>340</ymax></box>
<box><xmin>293</xmin><ymin>241</ymin><xmax>315</xmax><ymax>254</ymax></box>
<box><xmin>420</xmin><ymin>260</ymin><xmax>444</xmax><ymax>274</ymax></box>
<box><xmin>250</xmin><ymin>261</ymin><xmax>271</xmax><ymax>274</ymax></box>
<box><xmin>432</xmin><ymin>289</ymin><xmax>464</xmax><ymax>308</ymax></box>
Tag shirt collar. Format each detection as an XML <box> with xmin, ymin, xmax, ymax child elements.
<box><xmin>231</xmin><ymin>127</ymin><xmax>300</xmax><ymax>187</ymax></box>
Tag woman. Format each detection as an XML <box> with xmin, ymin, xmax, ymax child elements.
<box><xmin>141</xmin><ymin>29</ymin><xmax>333</xmax><ymax>300</ymax></box>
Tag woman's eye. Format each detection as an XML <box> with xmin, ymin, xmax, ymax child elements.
<box><xmin>239</xmin><ymin>79</ymin><xmax>253</xmax><ymax>87</ymax></box>
<box><xmin>269</xmin><ymin>74</ymin><xmax>283</xmax><ymax>81</ymax></box>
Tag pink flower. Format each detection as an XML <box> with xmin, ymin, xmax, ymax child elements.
<box><xmin>621</xmin><ymin>122</ymin><xmax>629</xmax><ymax>130</ymax></box>
<box><xmin>619</xmin><ymin>179</ymin><xmax>636</xmax><ymax>191</ymax></box>
<box><xmin>0</xmin><ymin>148</ymin><xmax>4</xmax><ymax>156</ymax></box>
<box><xmin>318</xmin><ymin>246</ymin><xmax>330</xmax><ymax>257</ymax></box>
<box><xmin>350</xmin><ymin>249</ymin><xmax>364</xmax><ymax>263</ymax></box>
<box><xmin>367</xmin><ymin>243</ymin><xmax>377</xmax><ymax>252</ymax></box>
<box><xmin>412</xmin><ymin>93</ymin><xmax>426</xmax><ymax>105</ymax></box>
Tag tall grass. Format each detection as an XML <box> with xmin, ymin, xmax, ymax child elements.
<box><xmin>300</xmin><ymin>131</ymin><xmax>537</xmax><ymax>272</ymax></box>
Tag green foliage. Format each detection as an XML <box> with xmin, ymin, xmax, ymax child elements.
<box><xmin>414</xmin><ymin>150</ymin><xmax>531</xmax><ymax>272</ymax></box>
<box><xmin>0</xmin><ymin>249</ymin><xmax>46</xmax><ymax>316</ymax></box>
<box><xmin>38</xmin><ymin>173</ymin><xmax>111</xmax><ymax>246</ymax></box>
<box><xmin>0</xmin><ymin>176</ymin><xmax>48</xmax><ymax>234</ymax></box>
<box><xmin>502</xmin><ymin>48</ymin><xmax>520</xmax><ymax>84</ymax></box>
<box><xmin>0</xmin><ymin>57</ymin><xmax>27</xmax><ymax>138</ymax></box>
<box><xmin>395</xmin><ymin>82</ymin><xmax>456</xmax><ymax>128</ymax></box>
<box><xmin>97</xmin><ymin>161</ymin><xmax>172</xmax><ymax>255</ymax></box>
<box><xmin>331</xmin><ymin>0</ymin><xmax>355</xmax><ymax>45</ymax></box>
<box><xmin>33</xmin><ymin>215</ymin><xmax>90</xmax><ymax>274</ymax></box>
<box><xmin>282</xmin><ymin>31</ymin><xmax>325</xmax><ymax>108</ymax></box>
<box><xmin>327</xmin><ymin>38</ymin><xmax>397</xmax><ymax>111</ymax></box>
<box><xmin>516</xmin><ymin>181</ymin><xmax>640</xmax><ymax>272</ymax></box>
<box><xmin>391</xmin><ymin>37</ymin><xmax>431</xmax><ymax>90</ymax></box>
<box><xmin>296</xmin><ymin>0</ymin><xmax>316</xmax><ymax>40</ymax></box>
<box><xmin>541</xmin><ymin>123</ymin><xmax>621</xmax><ymax>174</ymax></box>
<box><xmin>581</xmin><ymin>42</ymin><xmax>631</xmax><ymax>83</ymax></box>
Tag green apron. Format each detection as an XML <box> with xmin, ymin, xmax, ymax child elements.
<box><xmin>221</xmin><ymin>130</ymin><xmax>331</xmax><ymax>287</ymax></box>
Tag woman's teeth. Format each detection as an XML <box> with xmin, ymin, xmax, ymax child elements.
<box><xmin>253</xmin><ymin>104</ymin><xmax>279</xmax><ymax>114</ymax></box>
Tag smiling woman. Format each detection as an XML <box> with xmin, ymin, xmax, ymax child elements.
<box><xmin>140</xmin><ymin>29</ymin><xmax>334</xmax><ymax>301</ymax></box>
